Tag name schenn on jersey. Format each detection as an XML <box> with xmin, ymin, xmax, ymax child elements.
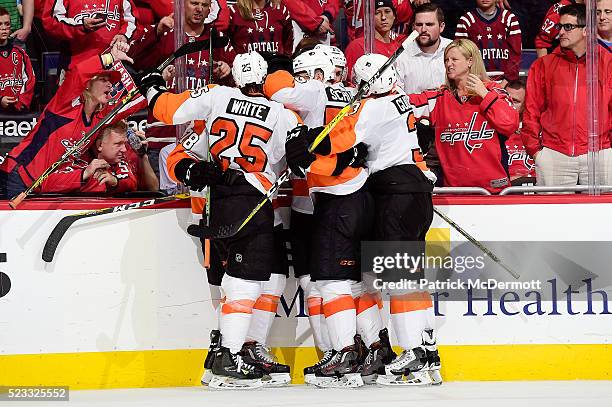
<box><xmin>226</xmin><ymin>98</ymin><xmax>271</xmax><ymax>121</ymax></box>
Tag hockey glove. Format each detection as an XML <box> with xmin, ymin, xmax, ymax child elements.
<box><xmin>304</xmin><ymin>126</ymin><xmax>332</xmax><ymax>155</ymax></box>
<box><xmin>332</xmin><ymin>143</ymin><xmax>368</xmax><ymax>176</ymax></box>
<box><xmin>286</xmin><ymin>125</ymin><xmax>316</xmax><ymax>178</ymax></box>
<box><xmin>174</xmin><ymin>159</ymin><xmax>223</xmax><ymax>191</ymax></box>
<box><xmin>135</xmin><ymin>69</ymin><xmax>167</xmax><ymax>109</ymax></box>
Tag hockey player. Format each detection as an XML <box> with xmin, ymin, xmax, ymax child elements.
<box><xmin>265</xmin><ymin>47</ymin><xmax>374</xmax><ymax>388</ymax></box>
<box><xmin>315</xmin><ymin>44</ymin><xmax>348</xmax><ymax>85</ymax></box>
<box><xmin>285</xmin><ymin>53</ymin><xmax>442</xmax><ymax>386</ymax></box>
<box><xmin>138</xmin><ymin>51</ymin><xmax>300</xmax><ymax>389</ymax></box>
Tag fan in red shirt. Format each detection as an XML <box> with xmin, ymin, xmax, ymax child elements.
<box><xmin>0</xmin><ymin>42</ymin><xmax>145</xmax><ymax>200</ymax></box>
<box><xmin>42</xmin><ymin>0</ymin><xmax>140</xmax><ymax>68</ymax></box>
<box><xmin>535</xmin><ymin>0</ymin><xmax>583</xmax><ymax>58</ymax></box>
<box><xmin>40</xmin><ymin>121</ymin><xmax>140</xmax><ymax>194</ymax></box>
<box><xmin>344</xmin><ymin>0</ymin><xmax>403</xmax><ymax>82</ymax></box>
<box><xmin>503</xmin><ymin>79</ymin><xmax>535</xmax><ymax>181</ymax></box>
<box><xmin>0</xmin><ymin>8</ymin><xmax>35</xmax><ymax>112</ymax></box>
<box><xmin>282</xmin><ymin>0</ymin><xmax>341</xmax><ymax>48</ymax></box>
<box><xmin>454</xmin><ymin>0</ymin><xmax>522</xmax><ymax>83</ymax></box>
<box><xmin>228</xmin><ymin>0</ymin><xmax>293</xmax><ymax>56</ymax></box>
<box><xmin>408</xmin><ymin>39</ymin><xmax>519</xmax><ymax>193</ymax></box>
<box><xmin>343</xmin><ymin>0</ymin><xmax>415</xmax><ymax>41</ymax></box>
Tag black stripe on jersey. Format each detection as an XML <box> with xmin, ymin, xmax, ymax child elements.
<box><xmin>325</xmin><ymin>87</ymin><xmax>353</xmax><ymax>104</ymax></box>
<box><xmin>391</xmin><ymin>95</ymin><xmax>411</xmax><ymax>115</ymax></box>
<box><xmin>226</xmin><ymin>98</ymin><xmax>271</xmax><ymax>121</ymax></box>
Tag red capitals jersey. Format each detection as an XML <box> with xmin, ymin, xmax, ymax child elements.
<box><xmin>228</xmin><ymin>2</ymin><xmax>293</xmax><ymax>56</ymax></box>
<box><xmin>40</xmin><ymin>151</ymin><xmax>138</xmax><ymax>194</ymax></box>
<box><xmin>455</xmin><ymin>7</ymin><xmax>522</xmax><ymax>82</ymax></box>
<box><xmin>0</xmin><ymin>42</ymin><xmax>35</xmax><ymax>112</ymax></box>
<box><xmin>130</xmin><ymin>24</ymin><xmax>236</xmax><ymax>148</ymax></box>
<box><xmin>0</xmin><ymin>55</ymin><xmax>146</xmax><ymax>188</ymax></box>
<box><xmin>409</xmin><ymin>83</ymin><xmax>520</xmax><ymax>193</ymax></box>
<box><xmin>506</xmin><ymin>129</ymin><xmax>535</xmax><ymax>180</ymax></box>
<box><xmin>535</xmin><ymin>0</ymin><xmax>576</xmax><ymax>50</ymax></box>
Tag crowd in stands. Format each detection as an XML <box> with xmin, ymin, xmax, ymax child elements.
<box><xmin>0</xmin><ymin>0</ymin><xmax>611</xmax><ymax>199</ymax></box>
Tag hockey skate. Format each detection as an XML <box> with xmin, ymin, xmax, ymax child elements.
<box><xmin>241</xmin><ymin>341</ymin><xmax>291</xmax><ymax>387</ymax></box>
<box><xmin>313</xmin><ymin>344</ymin><xmax>364</xmax><ymax>389</ymax></box>
<box><xmin>360</xmin><ymin>328</ymin><xmax>396</xmax><ymax>385</ymax></box>
<box><xmin>422</xmin><ymin>329</ymin><xmax>443</xmax><ymax>385</ymax></box>
<box><xmin>303</xmin><ymin>349</ymin><xmax>336</xmax><ymax>386</ymax></box>
<box><xmin>208</xmin><ymin>346</ymin><xmax>266</xmax><ymax>390</ymax></box>
<box><xmin>201</xmin><ymin>329</ymin><xmax>222</xmax><ymax>386</ymax></box>
<box><xmin>376</xmin><ymin>346</ymin><xmax>432</xmax><ymax>386</ymax></box>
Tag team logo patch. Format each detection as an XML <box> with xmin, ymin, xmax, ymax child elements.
<box><xmin>235</xmin><ymin>253</ymin><xmax>243</xmax><ymax>263</ymax></box>
<box><xmin>439</xmin><ymin>112</ymin><xmax>495</xmax><ymax>154</ymax></box>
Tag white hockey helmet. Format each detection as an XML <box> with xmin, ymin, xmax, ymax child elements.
<box><xmin>293</xmin><ymin>48</ymin><xmax>335</xmax><ymax>83</ymax></box>
<box><xmin>315</xmin><ymin>44</ymin><xmax>347</xmax><ymax>82</ymax></box>
<box><xmin>232</xmin><ymin>51</ymin><xmax>268</xmax><ymax>88</ymax></box>
<box><xmin>352</xmin><ymin>53</ymin><xmax>396</xmax><ymax>96</ymax></box>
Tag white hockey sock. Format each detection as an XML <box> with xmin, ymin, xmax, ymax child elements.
<box><xmin>318</xmin><ymin>280</ymin><xmax>357</xmax><ymax>351</ymax></box>
<box><xmin>246</xmin><ymin>274</ymin><xmax>286</xmax><ymax>345</ymax></box>
<box><xmin>220</xmin><ymin>274</ymin><xmax>262</xmax><ymax>354</ymax></box>
<box><xmin>356</xmin><ymin>276</ymin><xmax>384</xmax><ymax>347</ymax></box>
<box><xmin>300</xmin><ymin>275</ymin><xmax>333</xmax><ymax>352</ymax></box>
<box><xmin>389</xmin><ymin>291</ymin><xmax>432</xmax><ymax>350</ymax></box>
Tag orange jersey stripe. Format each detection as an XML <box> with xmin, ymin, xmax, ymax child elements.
<box><xmin>190</xmin><ymin>196</ymin><xmax>206</xmax><ymax>215</ymax></box>
<box><xmin>322</xmin><ymin>294</ymin><xmax>356</xmax><ymax>317</ymax></box>
<box><xmin>166</xmin><ymin>143</ymin><xmax>191</xmax><ymax>183</ymax></box>
<box><xmin>307</xmin><ymin>296</ymin><xmax>324</xmax><ymax>316</ymax></box>
<box><xmin>254</xmin><ymin>172</ymin><xmax>273</xmax><ymax>191</ymax></box>
<box><xmin>152</xmin><ymin>91</ymin><xmax>192</xmax><ymax>125</ymax></box>
<box><xmin>263</xmin><ymin>70</ymin><xmax>295</xmax><ymax>98</ymax></box>
<box><xmin>307</xmin><ymin>166</ymin><xmax>364</xmax><ymax>188</ymax></box>
<box><xmin>221</xmin><ymin>299</ymin><xmax>256</xmax><ymax>315</ymax></box>
<box><xmin>356</xmin><ymin>293</ymin><xmax>379</xmax><ymax>315</ymax></box>
<box><xmin>390</xmin><ymin>292</ymin><xmax>431</xmax><ymax>314</ymax></box>
<box><xmin>253</xmin><ymin>294</ymin><xmax>280</xmax><ymax>313</ymax></box>
<box><xmin>327</xmin><ymin>99</ymin><xmax>368</xmax><ymax>154</ymax></box>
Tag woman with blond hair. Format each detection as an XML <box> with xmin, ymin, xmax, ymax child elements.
<box><xmin>227</xmin><ymin>0</ymin><xmax>293</xmax><ymax>56</ymax></box>
<box><xmin>409</xmin><ymin>38</ymin><xmax>520</xmax><ymax>193</ymax></box>
<box><xmin>0</xmin><ymin>42</ymin><xmax>144</xmax><ymax>199</ymax></box>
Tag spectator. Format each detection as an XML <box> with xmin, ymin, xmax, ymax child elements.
<box><xmin>394</xmin><ymin>2</ymin><xmax>451</xmax><ymax>185</ymax></box>
<box><xmin>159</xmin><ymin>142</ymin><xmax>179</xmax><ymax>195</ymax></box>
<box><xmin>0</xmin><ymin>6</ymin><xmax>34</xmax><ymax>112</ymax></box>
<box><xmin>395</xmin><ymin>2</ymin><xmax>452</xmax><ymax>93</ymax></box>
<box><xmin>408</xmin><ymin>38</ymin><xmax>519</xmax><ymax>193</ymax></box>
<box><xmin>40</xmin><ymin>121</ymin><xmax>158</xmax><ymax>194</ymax></box>
<box><xmin>344</xmin><ymin>0</ymin><xmax>402</xmax><ymax>81</ymax></box>
<box><xmin>598</xmin><ymin>0</ymin><xmax>611</xmax><ymax>49</ymax></box>
<box><xmin>455</xmin><ymin>0</ymin><xmax>522</xmax><ymax>85</ymax></box>
<box><xmin>503</xmin><ymin>79</ymin><xmax>535</xmax><ymax>181</ymax></box>
<box><xmin>535</xmin><ymin>0</ymin><xmax>583</xmax><ymax>58</ymax></box>
<box><xmin>129</xmin><ymin>0</ymin><xmax>234</xmax><ymax>177</ymax></box>
<box><xmin>282</xmin><ymin>0</ymin><xmax>340</xmax><ymax>49</ymax></box>
<box><xmin>0</xmin><ymin>0</ymin><xmax>31</xmax><ymax>43</ymax></box>
<box><xmin>227</xmin><ymin>0</ymin><xmax>293</xmax><ymax>56</ymax></box>
<box><xmin>522</xmin><ymin>4</ymin><xmax>612</xmax><ymax>187</ymax></box>
<box><xmin>0</xmin><ymin>42</ymin><xmax>144</xmax><ymax>200</ymax></box>
<box><xmin>343</xmin><ymin>0</ymin><xmax>419</xmax><ymax>42</ymax></box>
<box><xmin>42</xmin><ymin>0</ymin><xmax>139</xmax><ymax>68</ymax></box>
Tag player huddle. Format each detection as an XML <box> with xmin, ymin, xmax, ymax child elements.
<box><xmin>137</xmin><ymin>40</ymin><xmax>440</xmax><ymax>389</ymax></box>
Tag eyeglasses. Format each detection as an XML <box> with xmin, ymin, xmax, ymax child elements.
<box><xmin>554</xmin><ymin>23</ymin><xmax>586</xmax><ymax>32</ymax></box>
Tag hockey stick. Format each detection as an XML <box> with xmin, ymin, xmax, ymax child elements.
<box><xmin>186</xmin><ymin>31</ymin><xmax>421</xmax><ymax>241</ymax></box>
<box><xmin>9</xmin><ymin>38</ymin><xmax>227</xmax><ymax>209</ymax></box>
<box><xmin>42</xmin><ymin>193</ymin><xmax>190</xmax><ymax>263</ymax></box>
<box><xmin>432</xmin><ymin>207</ymin><xmax>520</xmax><ymax>279</ymax></box>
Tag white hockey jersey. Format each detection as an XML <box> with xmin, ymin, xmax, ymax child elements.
<box><xmin>152</xmin><ymin>84</ymin><xmax>300</xmax><ymax>196</ymax></box>
<box><xmin>264</xmin><ymin>70</ymin><xmax>367</xmax><ymax>207</ymax></box>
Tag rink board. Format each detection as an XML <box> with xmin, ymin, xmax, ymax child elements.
<box><xmin>1</xmin><ymin>196</ymin><xmax>611</xmax><ymax>388</ymax></box>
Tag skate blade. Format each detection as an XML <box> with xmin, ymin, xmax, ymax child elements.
<box><xmin>201</xmin><ymin>370</ymin><xmax>213</xmax><ymax>386</ymax></box>
<box><xmin>208</xmin><ymin>375</ymin><xmax>264</xmax><ymax>390</ymax></box>
<box><xmin>376</xmin><ymin>371</ymin><xmax>432</xmax><ymax>387</ymax></box>
<box><xmin>262</xmin><ymin>373</ymin><xmax>291</xmax><ymax>387</ymax></box>
<box><xmin>361</xmin><ymin>373</ymin><xmax>379</xmax><ymax>385</ymax></box>
<box><xmin>313</xmin><ymin>373</ymin><xmax>364</xmax><ymax>389</ymax></box>
<box><xmin>429</xmin><ymin>369</ymin><xmax>443</xmax><ymax>385</ymax></box>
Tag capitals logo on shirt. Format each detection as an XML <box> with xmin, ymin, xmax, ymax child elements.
<box><xmin>439</xmin><ymin>112</ymin><xmax>495</xmax><ymax>153</ymax></box>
